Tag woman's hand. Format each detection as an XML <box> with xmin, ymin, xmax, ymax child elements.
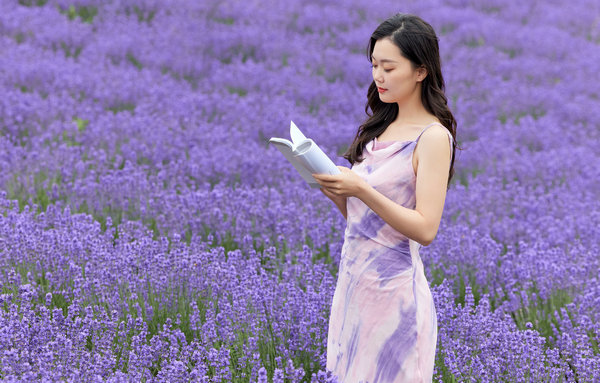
<box><xmin>312</xmin><ymin>166</ymin><xmax>368</xmax><ymax>199</ymax></box>
<box><xmin>319</xmin><ymin>185</ymin><xmax>347</xmax><ymax>207</ymax></box>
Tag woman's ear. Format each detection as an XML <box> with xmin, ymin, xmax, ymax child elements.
<box><xmin>417</xmin><ymin>65</ymin><xmax>428</xmax><ymax>82</ymax></box>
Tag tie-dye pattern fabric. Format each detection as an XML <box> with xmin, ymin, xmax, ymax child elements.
<box><xmin>326</xmin><ymin>123</ymin><xmax>454</xmax><ymax>383</ymax></box>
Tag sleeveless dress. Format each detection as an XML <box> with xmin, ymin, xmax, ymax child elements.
<box><xmin>326</xmin><ymin>122</ymin><xmax>454</xmax><ymax>383</ymax></box>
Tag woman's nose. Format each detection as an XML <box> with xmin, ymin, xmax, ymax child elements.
<box><xmin>373</xmin><ymin>68</ymin><xmax>383</xmax><ymax>82</ymax></box>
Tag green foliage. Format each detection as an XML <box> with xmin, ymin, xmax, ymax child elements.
<box><xmin>126</xmin><ymin>52</ymin><xmax>143</xmax><ymax>70</ymax></box>
<box><xmin>498</xmin><ymin>106</ymin><xmax>547</xmax><ymax>125</ymax></box>
<box><xmin>456</xmin><ymin>166</ymin><xmax>483</xmax><ymax>188</ymax></box>
<box><xmin>16</xmin><ymin>84</ymin><xmax>32</xmax><ymax>93</ymax></box>
<box><xmin>14</xmin><ymin>32</ymin><xmax>26</xmax><ymax>44</ymax></box>
<box><xmin>73</xmin><ymin>116</ymin><xmax>89</xmax><ymax>132</ymax></box>
<box><xmin>511</xmin><ymin>283</ymin><xmax>575</xmax><ymax>348</ymax></box>
<box><xmin>62</xmin><ymin>130</ymin><xmax>81</xmax><ymax>147</ymax></box>
<box><xmin>227</xmin><ymin>86</ymin><xmax>248</xmax><ymax>97</ymax></box>
<box><xmin>60</xmin><ymin>41</ymin><xmax>82</xmax><ymax>58</ymax></box>
<box><xmin>127</xmin><ymin>6</ymin><xmax>156</xmax><ymax>24</ymax></box>
<box><xmin>17</xmin><ymin>0</ymin><xmax>47</xmax><ymax>7</ymax></box>
<box><xmin>466</xmin><ymin>36</ymin><xmax>485</xmax><ymax>47</ymax></box>
<box><xmin>435</xmin><ymin>340</ymin><xmax>461</xmax><ymax>382</ymax></box>
<box><xmin>61</xmin><ymin>5</ymin><xmax>98</xmax><ymax>23</ymax></box>
<box><xmin>213</xmin><ymin>17</ymin><xmax>235</xmax><ymax>25</ymax></box>
<box><xmin>106</xmin><ymin>102</ymin><xmax>136</xmax><ymax>114</ymax></box>
<box><xmin>6</xmin><ymin>170</ymin><xmax>64</xmax><ymax>213</ymax></box>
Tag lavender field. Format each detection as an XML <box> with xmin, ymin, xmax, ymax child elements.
<box><xmin>0</xmin><ymin>0</ymin><xmax>599</xmax><ymax>381</ymax></box>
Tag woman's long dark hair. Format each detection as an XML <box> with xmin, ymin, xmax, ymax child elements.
<box><xmin>342</xmin><ymin>13</ymin><xmax>460</xmax><ymax>189</ymax></box>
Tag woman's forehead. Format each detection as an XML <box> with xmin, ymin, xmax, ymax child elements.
<box><xmin>372</xmin><ymin>39</ymin><xmax>403</xmax><ymax>61</ymax></box>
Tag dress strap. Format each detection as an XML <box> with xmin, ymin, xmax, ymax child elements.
<box><xmin>415</xmin><ymin>122</ymin><xmax>445</xmax><ymax>142</ymax></box>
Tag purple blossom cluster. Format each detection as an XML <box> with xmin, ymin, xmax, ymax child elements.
<box><xmin>0</xmin><ymin>0</ymin><xmax>599</xmax><ymax>381</ymax></box>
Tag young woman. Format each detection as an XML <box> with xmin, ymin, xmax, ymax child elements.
<box><xmin>313</xmin><ymin>12</ymin><xmax>459</xmax><ymax>383</ymax></box>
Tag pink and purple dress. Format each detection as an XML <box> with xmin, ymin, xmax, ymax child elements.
<box><xmin>326</xmin><ymin>122</ymin><xmax>454</xmax><ymax>383</ymax></box>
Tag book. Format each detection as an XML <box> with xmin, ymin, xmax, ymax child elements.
<box><xmin>268</xmin><ymin>120</ymin><xmax>341</xmax><ymax>188</ymax></box>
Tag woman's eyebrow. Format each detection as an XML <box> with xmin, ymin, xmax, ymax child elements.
<box><xmin>371</xmin><ymin>56</ymin><xmax>397</xmax><ymax>63</ymax></box>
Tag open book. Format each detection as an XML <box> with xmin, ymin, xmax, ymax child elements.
<box><xmin>268</xmin><ymin>121</ymin><xmax>341</xmax><ymax>188</ymax></box>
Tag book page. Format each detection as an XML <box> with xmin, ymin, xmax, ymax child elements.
<box><xmin>269</xmin><ymin>141</ymin><xmax>319</xmax><ymax>186</ymax></box>
<box><xmin>294</xmin><ymin>140</ymin><xmax>341</xmax><ymax>176</ymax></box>
<box><xmin>270</xmin><ymin>121</ymin><xmax>340</xmax><ymax>189</ymax></box>
<box><xmin>289</xmin><ymin>120</ymin><xmax>307</xmax><ymax>145</ymax></box>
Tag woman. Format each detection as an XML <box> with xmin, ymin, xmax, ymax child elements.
<box><xmin>313</xmin><ymin>12</ymin><xmax>459</xmax><ymax>383</ymax></box>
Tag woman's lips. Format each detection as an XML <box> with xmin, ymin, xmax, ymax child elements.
<box><xmin>378</xmin><ymin>87</ymin><xmax>387</xmax><ymax>93</ymax></box>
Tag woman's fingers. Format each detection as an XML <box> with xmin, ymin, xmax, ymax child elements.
<box><xmin>313</xmin><ymin>173</ymin><xmax>339</xmax><ymax>183</ymax></box>
<box><xmin>324</xmin><ymin>187</ymin><xmax>341</xmax><ymax>198</ymax></box>
<box><xmin>321</xmin><ymin>187</ymin><xmax>333</xmax><ymax>198</ymax></box>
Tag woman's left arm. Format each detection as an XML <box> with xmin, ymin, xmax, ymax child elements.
<box><xmin>355</xmin><ymin>127</ymin><xmax>452</xmax><ymax>246</ymax></box>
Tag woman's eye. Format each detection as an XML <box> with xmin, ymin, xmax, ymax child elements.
<box><xmin>372</xmin><ymin>65</ymin><xmax>392</xmax><ymax>72</ymax></box>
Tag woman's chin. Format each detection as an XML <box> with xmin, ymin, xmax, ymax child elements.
<box><xmin>379</xmin><ymin>94</ymin><xmax>395</xmax><ymax>103</ymax></box>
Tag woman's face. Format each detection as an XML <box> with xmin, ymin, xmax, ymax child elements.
<box><xmin>371</xmin><ymin>38</ymin><xmax>426</xmax><ymax>105</ymax></box>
